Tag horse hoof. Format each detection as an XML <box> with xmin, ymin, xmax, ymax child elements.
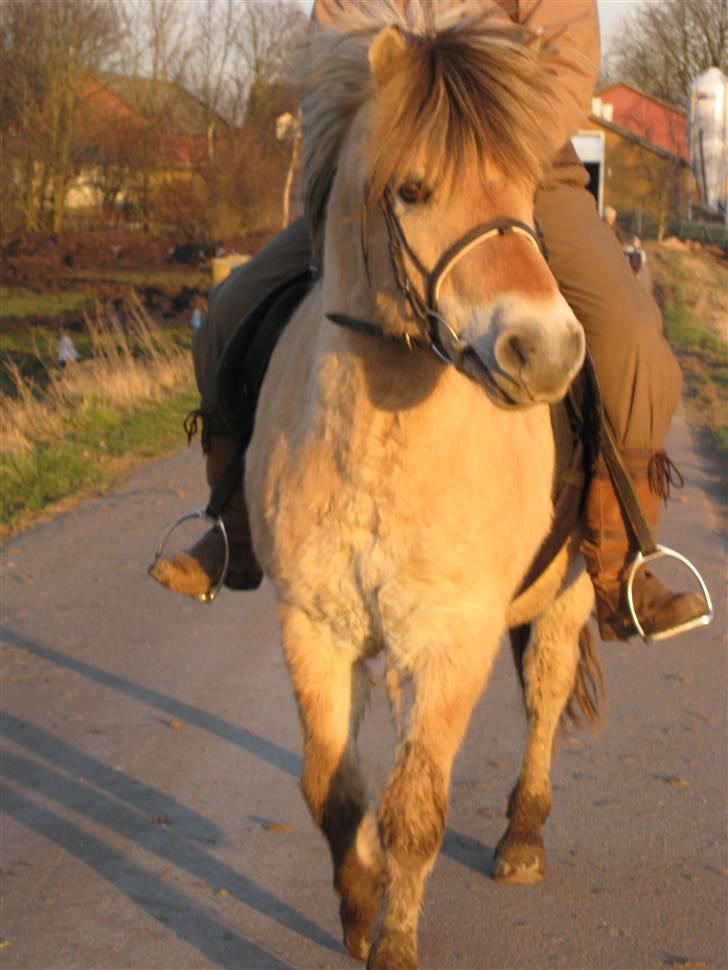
<box><xmin>367</xmin><ymin>931</ymin><xmax>418</xmax><ymax>970</ymax></box>
<box><xmin>493</xmin><ymin>840</ymin><xmax>546</xmax><ymax>885</ymax></box>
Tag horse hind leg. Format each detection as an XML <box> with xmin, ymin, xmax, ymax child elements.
<box><xmin>495</xmin><ymin>570</ymin><xmax>603</xmax><ymax>885</ymax></box>
<box><xmin>280</xmin><ymin>607</ymin><xmax>383</xmax><ymax>961</ymax></box>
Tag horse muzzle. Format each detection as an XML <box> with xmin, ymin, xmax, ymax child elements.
<box><xmin>457</xmin><ymin>312</ymin><xmax>586</xmax><ymax>409</ymax></box>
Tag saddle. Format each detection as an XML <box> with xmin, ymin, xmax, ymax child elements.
<box><xmin>217</xmin><ymin>268</ymin><xmax>316</xmax><ymax>439</ymax></box>
<box><xmin>214</xmin><ymin>271</ymin><xmax>599</xmax><ymax>600</ymax></box>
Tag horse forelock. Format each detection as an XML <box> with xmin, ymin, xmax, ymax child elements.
<box><xmin>369</xmin><ymin>15</ymin><xmax>556</xmax><ymax>197</ymax></box>
<box><xmin>297</xmin><ymin>1</ymin><xmax>555</xmax><ymax>263</ymax></box>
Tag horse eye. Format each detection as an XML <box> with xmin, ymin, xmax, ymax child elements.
<box><xmin>397</xmin><ymin>181</ymin><xmax>431</xmax><ymax>205</ymax></box>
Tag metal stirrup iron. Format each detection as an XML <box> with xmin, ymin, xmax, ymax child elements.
<box><xmin>150</xmin><ymin>435</ymin><xmax>247</xmax><ymax>604</ymax></box>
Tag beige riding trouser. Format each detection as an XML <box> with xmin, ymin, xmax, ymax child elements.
<box><xmin>194</xmin><ymin>163</ymin><xmax>682</xmax><ymax>453</ymax></box>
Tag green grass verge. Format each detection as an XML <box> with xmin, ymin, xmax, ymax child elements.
<box><xmin>656</xmin><ymin>250</ymin><xmax>728</xmax><ymax>465</ymax></box>
<box><xmin>1</xmin><ymin>387</ymin><xmax>198</xmax><ymax>536</ymax></box>
<box><xmin>0</xmin><ymin>286</ymin><xmax>93</xmax><ymax>319</ymax></box>
<box><xmin>61</xmin><ymin>267</ymin><xmax>209</xmax><ymax>292</ymax></box>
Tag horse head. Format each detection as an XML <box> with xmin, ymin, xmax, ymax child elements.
<box><xmin>300</xmin><ymin>1</ymin><xmax>585</xmax><ymax>408</ymax></box>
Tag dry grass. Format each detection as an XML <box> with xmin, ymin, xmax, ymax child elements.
<box><xmin>648</xmin><ymin>241</ymin><xmax>728</xmax><ymax>465</ymax></box>
<box><xmin>1</xmin><ymin>294</ymin><xmax>193</xmax><ymax>458</ymax></box>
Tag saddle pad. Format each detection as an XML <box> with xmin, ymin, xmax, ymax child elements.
<box><xmin>216</xmin><ymin>268</ymin><xmax>314</xmax><ymax>438</ymax></box>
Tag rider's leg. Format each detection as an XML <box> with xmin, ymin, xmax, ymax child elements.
<box><xmin>534</xmin><ymin>152</ymin><xmax>708</xmax><ymax>640</ymax></box>
<box><xmin>149</xmin><ymin>219</ymin><xmax>312</xmax><ymax>599</ymax></box>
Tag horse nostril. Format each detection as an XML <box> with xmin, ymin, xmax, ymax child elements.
<box><xmin>571</xmin><ymin>326</ymin><xmax>585</xmax><ymax>358</ymax></box>
<box><xmin>503</xmin><ymin>333</ymin><xmax>536</xmax><ymax>369</ymax></box>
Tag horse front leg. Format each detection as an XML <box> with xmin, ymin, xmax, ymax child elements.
<box><xmin>369</xmin><ymin>619</ymin><xmax>499</xmax><ymax>970</ymax></box>
<box><xmin>280</xmin><ymin>607</ymin><xmax>383</xmax><ymax>962</ymax></box>
<box><xmin>495</xmin><ymin>571</ymin><xmax>599</xmax><ymax>884</ymax></box>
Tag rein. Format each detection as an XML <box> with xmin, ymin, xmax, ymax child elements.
<box><xmin>327</xmin><ymin>185</ymin><xmax>543</xmax><ymax>364</ymax></box>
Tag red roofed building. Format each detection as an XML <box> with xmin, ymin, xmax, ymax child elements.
<box><xmin>66</xmin><ymin>73</ymin><xmax>218</xmax><ymax>221</ymax></box>
<box><xmin>597</xmin><ymin>83</ymin><xmax>688</xmax><ymax>161</ymax></box>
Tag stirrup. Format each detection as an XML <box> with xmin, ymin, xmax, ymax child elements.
<box><xmin>626</xmin><ymin>545</ymin><xmax>714</xmax><ymax>643</ymax></box>
<box><xmin>150</xmin><ymin>508</ymin><xmax>230</xmax><ymax>604</ymax></box>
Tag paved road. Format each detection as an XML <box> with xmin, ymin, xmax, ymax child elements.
<box><xmin>2</xmin><ymin>407</ymin><xmax>726</xmax><ymax>970</ymax></box>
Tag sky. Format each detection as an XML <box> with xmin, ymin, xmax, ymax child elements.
<box><xmin>597</xmin><ymin>0</ymin><xmax>647</xmax><ymax>49</ymax></box>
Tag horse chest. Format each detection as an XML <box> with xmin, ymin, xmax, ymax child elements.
<box><xmin>270</xmin><ymin>404</ymin><xmax>552</xmax><ymax>653</ymax></box>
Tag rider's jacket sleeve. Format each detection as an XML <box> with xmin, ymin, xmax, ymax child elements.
<box><xmin>311</xmin><ymin>0</ymin><xmax>600</xmax><ymax>158</ymax></box>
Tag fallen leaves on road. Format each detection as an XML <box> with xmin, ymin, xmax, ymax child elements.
<box><xmin>265</xmin><ymin>822</ymin><xmax>293</xmax><ymax>834</ymax></box>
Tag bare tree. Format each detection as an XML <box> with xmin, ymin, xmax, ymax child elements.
<box><xmin>112</xmin><ymin>0</ymin><xmax>191</xmax><ymax>229</ymax></box>
<box><xmin>183</xmin><ymin>0</ymin><xmax>307</xmax><ymax>237</ymax></box>
<box><xmin>183</xmin><ymin>0</ymin><xmax>247</xmax><ymax>239</ymax></box>
<box><xmin>277</xmin><ymin>110</ymin><xmax>302</xmax><ymax>229</ymax></box>
<box><xmin>232</xmin><ymin>1</ymin><xmax>307</xmax><ymax>231</ymax></box>
<box><xmin>608</xmin><ymin>0</ymin><xmax>728</xmax><ymax>107</ymax></box>
<box><xmin>0</xmin><ymin>0</ymin><xmax>119</xmax><ymax>232</ymax></box>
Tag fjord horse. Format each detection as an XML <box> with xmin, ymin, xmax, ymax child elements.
<box><xmin>245</xmin><ymin>4</ymin><xmax>602</xmax><ymax>967</ymax></box>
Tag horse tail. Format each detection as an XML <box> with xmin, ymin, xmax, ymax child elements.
<box><xmin>564</xmin><ymin>624</ymin><xmax>606</xmax><ymax>729</ymax></box>
<box><xmin>508</xmin><ymin>623</ymin><xmax>606</xmax><ymax>729</ymax></box>
<box><xmin>508</xmin><ymin>624</ymin><xmax>530</xmax><ymax>695</ymax></box>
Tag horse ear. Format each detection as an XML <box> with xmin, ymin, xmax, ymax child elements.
<box><xmin>368</xmin><ymin>25</ymin><xmax>406</xmax><ymax>86</ymax></box>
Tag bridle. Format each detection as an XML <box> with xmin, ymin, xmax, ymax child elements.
<box><xmin>326</xmin><ymin>184</ymin><xmax>544</xmax><ymax>365</ymax></box>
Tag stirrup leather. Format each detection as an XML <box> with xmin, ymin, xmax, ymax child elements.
<box><xmin>151</xmin><ymin>508</ymin><xmax>230</xmax><ymax>604</ymax></box>
<box><xmin>626</xmin><ymin>546</ymin><xmax>714</xmax><ymax>643</ymax></box>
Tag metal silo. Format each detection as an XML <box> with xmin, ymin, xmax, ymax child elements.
<box><xmin>689</xmin><ymin>67</ymin><xmax>728</xmax><ymax>221</ymax></box>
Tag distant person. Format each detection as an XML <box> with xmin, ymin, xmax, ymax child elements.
<box><xmin>603</xmin><ymin>205</ymin><xmax>623</xmax><ymax>243</ymax></box>
<box><xmin>625</xmin><ymin>236</ymin><xmax>646</xmax><ymax>276</ymax></box>
<box><xmin>190</xmin><ymin>296</ymin><xmax>206</xmax><ymax>331</ymax></box>
<box><xmin>57</xmin><ymin>333</ymin><xmax>79</xmax><ymax>369</ymax></box>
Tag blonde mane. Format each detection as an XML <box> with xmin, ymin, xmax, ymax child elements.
<box><xmin>296</xmin><ymin>0</ymin><xmax>556</xmax><ymax>263</ymax></box>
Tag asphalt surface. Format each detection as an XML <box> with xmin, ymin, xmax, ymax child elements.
<box><xmin>1</xmin><ymin>406</ymin><xmax>726</xmax><ymax>970</ymax></box>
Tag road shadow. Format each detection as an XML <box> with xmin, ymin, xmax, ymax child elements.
<box><xmin>0</xmin><ymin>714</ymin><xmax>344</xmax><ymax>961</ymax></box>
<box><xmin>1</xmin><ymin>777</ymin><xmax>293</xmax><ymax>970</ymax></box>
<box><xmin>441</xmin><ymin>827</ymin><xmax>496</xmax><ymax>878</ymax></box>
<box><xmin>1</xmin><ymin>625</ymin><xmax>301</xmax><ymax>778</ymax></box>
<box><xmin>2</xmin><ymin>625</ymin><xmax>498</xmax><ymax>882</ymax></box>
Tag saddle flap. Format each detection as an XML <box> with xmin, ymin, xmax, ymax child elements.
<box><xmin>217</xmin><ymin>269</ymin><xmax>314</xmax><ymax>435</ymax></box>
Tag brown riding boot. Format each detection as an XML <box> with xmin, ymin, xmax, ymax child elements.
<box><xmin>580</xmin><ymin>451</ymin><xmax>709</xmax><ymax>641</ymax></box>
<box><xmin>148</xmin><ymin>435</ymin><xmax>263</xmax><ymax>599</ymax></box>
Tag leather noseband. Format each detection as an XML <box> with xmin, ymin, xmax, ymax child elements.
<box><xmin>327</xmin><ymin>185</ymin><xmax>544</xmax><ymax>364</ymax></box>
